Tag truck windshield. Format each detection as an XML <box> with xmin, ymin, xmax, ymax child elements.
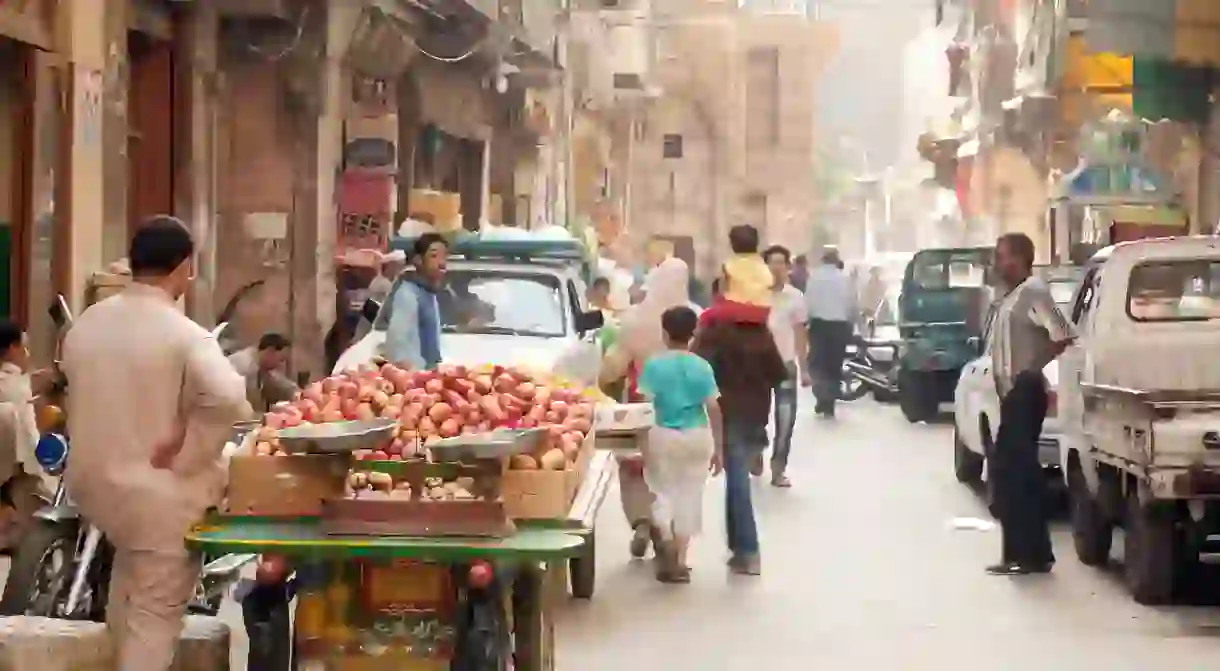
<box><xmin>910</xmin><ymin>252</ymin><xmax>991</xmax><ymax>290</ymax></box>
<box><xmin>1127</xmin><ymin>260</ymin><xmax>1220</xmax><ymax>322</ymax></box>
<box><xmin>379</xmin><ymin>270</ymin><xmax>567</xmax><ymax>338</ymax></box>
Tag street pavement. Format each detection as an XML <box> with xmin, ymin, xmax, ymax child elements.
<box><xmin>556</xmin><ymin>399</ymin><xmax>1220</xmax><ymax>670</ymax></box>
<box><xmin>11</xmin><ymin>398</ymin><xmax>1220</xmax><ymax>669</ymax></box>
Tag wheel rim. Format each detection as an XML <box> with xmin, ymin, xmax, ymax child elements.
<box><xmin>26</xmin><ymin>539</ymin><xmax>70</xmax><ymax>617</ymax></box>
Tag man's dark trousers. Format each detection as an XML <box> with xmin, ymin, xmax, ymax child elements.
<box><xmin>989</xmin><ymin>369</ymin><xmax>1054</xmax><ymax>567</ymax></box>
<box><xmin>807</xmin><ymin>318</ymin><xmax>851</xmax><ymax>415</ymax></box>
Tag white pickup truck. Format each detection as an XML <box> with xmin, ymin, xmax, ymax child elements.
<box><xmin>336</xmin><ymin>242</ymin><xmax>606</xmax><ymax>385</ymax></box>
<box><xmin>1059</xmin><ymin>237</ymin><xmax>1220</xmax><ymax>604</ymax></box>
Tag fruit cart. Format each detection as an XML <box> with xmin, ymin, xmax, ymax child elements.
<box><xmin>220</xmin><ymin>414</ymin><xmax>607</xmax><ymax>670</ymax></box>
<box><xmin>187</xmin><ymin>517</ymin><xmax>582</xmax><ymax>671</ymax></box>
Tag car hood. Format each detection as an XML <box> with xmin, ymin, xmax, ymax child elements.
<box><xmin>440</xmin><ymin>333</ymin><xmax>567</xmax><ymax>370</ymax></box>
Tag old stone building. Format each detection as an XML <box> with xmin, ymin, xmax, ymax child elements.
<box><xmin>572</xmin><ymin>0</ymin><xmax>836</xmax><ymax>280</ymax></box>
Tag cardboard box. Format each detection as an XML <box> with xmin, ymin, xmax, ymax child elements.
<box><xmin>595</xmin><ymin>403</ymin><xmax>655</xmax><ymax>432</ymax></box>
<box><xmin>501</xmin><ymin>428</ymin><xmax>595</xmax><ymax>520</ymax></box>
<box><xmin>225</xmin><ymin>455</ymin><xmax>349</xmax><ymax>517</ymax></box>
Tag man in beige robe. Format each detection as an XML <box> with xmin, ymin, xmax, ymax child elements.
<box><xmin>62</xmin><ymin>217</ymin><xmax>252</xmax><ymax>670</ymax></box>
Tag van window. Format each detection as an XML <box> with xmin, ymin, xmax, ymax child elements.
<box><xmin>1127</xmin><ymin>260</ymin><xmax>1220</xmax><ymax>322</ymax></box>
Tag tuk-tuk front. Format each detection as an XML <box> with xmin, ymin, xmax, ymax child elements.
<box><xmin>897</xmin><ymin>247</ymin><xmax>993</xmax><ymax>423</ymax></box>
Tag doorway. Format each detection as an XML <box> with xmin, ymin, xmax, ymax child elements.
<box><xmin>0</xmin><ymin>38</ymin><xmax>33</xmax><ymax>322</ymax></box>
<box><xmin>128</xmin><ymin>31</ymin><xmax>174</xmax><ymax>235</ymax></box>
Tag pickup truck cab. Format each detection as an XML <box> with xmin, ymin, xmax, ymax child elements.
<box><xmin>335</xmin><ymin>238</ymin><xmax>605</xmax><ymax>385</ymax></box>
<box><xmin>1059</xmin><ymin>237</ymin><xmax>1220</xmax><ymax>604</ymax></box>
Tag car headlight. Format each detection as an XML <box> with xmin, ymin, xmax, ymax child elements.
<box><xmin>34</xmin><ymin>433</ymin><xmax>68</xmax><ymax>474</ymax></box>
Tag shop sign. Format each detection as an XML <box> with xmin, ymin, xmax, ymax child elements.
<box><xmin>0</xmin><ymin>0</ymin><xmax>54</xmax><ymax>50</ymax></box>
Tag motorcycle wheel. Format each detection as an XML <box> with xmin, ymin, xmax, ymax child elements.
<box><xmin>839</xmin><ymin>364</ymin><xmax>870</xmax><ymax>402</ymax></box>
<box><xmin>0</xmin><ymin>520</ymin><xmax>77</xmax><ymax>617</ymax></box>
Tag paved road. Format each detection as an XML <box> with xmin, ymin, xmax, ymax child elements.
<box><xmin>556</xmin><ymin>400</ymin><xmax>1220</xmax><ymax>669</ymax></box>
<box><xmin>13</xmin><ymin>399</ymin><xmax>1220</xmax><ymax>668</ymax></box>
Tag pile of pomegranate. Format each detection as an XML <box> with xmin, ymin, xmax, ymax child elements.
<box><xmin>254</xmin><ymin>362</ymin><xmax>595</xmax><ymax>469</ymax></box>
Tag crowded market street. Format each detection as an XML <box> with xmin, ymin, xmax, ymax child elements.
<box><xmin>67</xmin><ymin>399</ymin><xmax>1220</xmax><ymax>669</ymax></box>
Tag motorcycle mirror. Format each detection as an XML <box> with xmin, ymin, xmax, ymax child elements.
<box><xmin>575</xmin><ymin>309</ymin><xmax>605</xmax><ymax>334</ymax></box>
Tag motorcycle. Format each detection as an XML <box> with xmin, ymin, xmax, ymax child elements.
<box><xmin>0</xmin><ymin>299</ymin><xmax>254</xmax><ymax>619</ymax></box>
<box><xmin>842</xmin><ymin>334</ymin><xmax>900</xmax><ymax>402</ymax></box>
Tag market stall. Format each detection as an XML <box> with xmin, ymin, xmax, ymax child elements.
<box><xmin>200</xmin><ymin>361</ymin><xmax>614</xmax><ymax>669</ymax></box>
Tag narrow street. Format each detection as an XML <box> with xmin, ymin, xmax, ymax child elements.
<box><xmin>12</xmin><ymin>399</ymin><xmax>1220</xmax><ymax>669</ymax></box>
<box><xmin>556</xmin><ymin>399</ymin><xmax>1220</xmax><ymax>669</ymax></box>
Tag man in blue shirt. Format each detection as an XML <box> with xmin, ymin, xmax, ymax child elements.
<box><xmin>384</xmin><ymin>233</ymin><xmax>448</xmax><ymax>369</ymax></box>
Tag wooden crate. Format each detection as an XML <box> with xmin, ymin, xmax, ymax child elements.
<box><xmin>501</xmin><ymin>429</ymin><xmax>595</xmax><ymax>520</ymax></box>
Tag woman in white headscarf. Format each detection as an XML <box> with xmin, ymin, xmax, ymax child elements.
<box><xmin>600</xmin><ymin>256</ymin><xmax>691</xmax><ymax>559</ymax></box>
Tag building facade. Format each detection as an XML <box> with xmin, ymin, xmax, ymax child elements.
<box><xmin>569</xmin><ymin>0</ymin><xmax>836</xmax><ymax>280</ymax></box>
<box><xmin>0</xmin><ymin>0</ymin><xmax>566</xmax><ymax>376</ymax></box>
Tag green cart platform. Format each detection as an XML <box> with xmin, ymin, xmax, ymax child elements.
<box><xmin>187</xmin><ymin>518</ymin><xmax>582</xmax><ymax>671</ymax></box>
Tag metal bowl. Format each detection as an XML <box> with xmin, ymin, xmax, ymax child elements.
<box><xmin>275</xmin><ymin>419</ymin><xmax>397</xmax><ymax>454</ymax></box>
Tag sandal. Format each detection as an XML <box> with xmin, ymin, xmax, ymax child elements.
<box><xmin>654</xmin><ymin>542</ymin><xmax>690</xmax><ymax>584</ymax></box>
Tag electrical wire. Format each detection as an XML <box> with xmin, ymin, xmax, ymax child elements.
<box><xmin>243</xmin><ymin>5</ymin><xmax>309</xmax><ymax>62</ymax></box>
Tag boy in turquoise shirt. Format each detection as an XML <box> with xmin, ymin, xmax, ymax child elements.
<box><xmin>637</xmin><ymin>306</ymin><xmax>723</xmax><ymax>583</ymax></box>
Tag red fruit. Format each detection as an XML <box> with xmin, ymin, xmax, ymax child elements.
<box><xmin>338</xmin><ymin>381</ymin><xmax>360</xmax><ymax>399</ymax></box>
<box><xmin>424</xmin><ymin>378</ymin><xmax>445</xmax><ymax>395</ymax></box>
<box><xmin>517</xmin><ymin>382</ymin><xmax>537</xmax><ymax>400</ymax></box>
<box><xmin>474</xmin><ymin>375</ymin><xmax>494</xmax><ymax>395</ymax></box>
<box><xmin>494</xmin><ymin>373</ymin><xmax>517</xmax><ymax>393</ymax></box>
<box><xmin>370</xmin><ymin>450</ymin><xmax>390</xmax><ymax>461</ymax></box>
<box><xmin>468</xmin><ymin>560</ymin><xmax>494</xmax><ymax>589</ymax></box>
<box><xmin>256</xmin><ymin>555</ymin><xmax>291</xmax><ymax>584</ymax></box>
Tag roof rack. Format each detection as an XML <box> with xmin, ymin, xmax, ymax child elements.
<box><xmin>389</xmin><ymin>234</ymin><xmax>587</xmax><ymax>264</ymax></box>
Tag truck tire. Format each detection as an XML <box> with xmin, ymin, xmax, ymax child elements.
<box><xmin>953</xmin><ymin>423</ymin><xmax>983</xmax><ymax>484</ymax></box>
<box><xmin>569</xmin><ymin>531</ymin><xmax>596</xmax><ymax>600</ymax></box>
<box><xmin>898</xmin><ymin>371</ymin><xmax>937</xmax><ymax>423</ymax></box>
<box><xmin>1068</xmin><ymin>465</ymin><xmax>1112</xmax><ymax>566</ymax></box>
<box><xmin>1123</xmin><ymin>491</ymin><xmax>1179</xmax><ymax>605</ymax></box>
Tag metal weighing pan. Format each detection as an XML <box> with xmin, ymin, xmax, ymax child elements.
<box><xmin>276</xmin><ymin>419</ymin><xmax>397</xmax><ymax>454</ymax></box>
<box><xmin>428</xmin><ymin>428</ymin><xmax>547</xmax><ymax>462</ymax></box>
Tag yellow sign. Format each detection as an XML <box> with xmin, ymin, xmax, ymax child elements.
<box><xmin>362</xmin><ymin>561</ymin><xmax>448</xmax><ymax>610</ymax></box>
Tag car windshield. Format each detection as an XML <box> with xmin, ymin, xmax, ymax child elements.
<box><xmin>380</xmin><ymin>269</ymin><xmax>567</xmax><ymax>338</ymax></box>
<box><xmin>910</xmin><ymin>251</ymin><xmax>990</xmax><ymax>289</ymax></box>
<box><xmin>1127</xmin><ymin>260</ymin><xmax>1220</xmax><ymax>322</ymax></box>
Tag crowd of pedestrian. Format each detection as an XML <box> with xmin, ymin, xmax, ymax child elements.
<box><xmin>598</xmin><ymin>225</ymin><xmax>861</xmax><ymax>581</ymax></box>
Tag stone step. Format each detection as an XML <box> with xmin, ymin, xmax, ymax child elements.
<box><xmin>0</xmin><ymin>614</ymin><xmax>231</xmax><ymax>671</ymax></box>
<box><xmin>0</xmin><ymin>617</ymin><xmax>111</xmax><ymax>671</ymax></box>
<box><xmin>173</xmin><ymin>615</ymin><xmax>230</xmax><ymax>671</ymax></box>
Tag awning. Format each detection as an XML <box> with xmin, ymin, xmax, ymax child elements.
<box><xmin>1084</xmin><ymin>0</ymin><xmax>1220</xmax><ymax>68</ymax></box>
<box><xmin>1060</xmin><ymin>34</ymin><xmax>1215</xmax><ymax>125</ymax></box>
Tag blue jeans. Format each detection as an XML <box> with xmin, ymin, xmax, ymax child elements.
<box><xmin>770</xmin><ymin>363</ymin><xmax>799</xmax><ymax>475</ymax></box>
<box><xmin>724</xmin><ymin>422</ymin><xmax>765</xmax><ymax>557</ymax></box>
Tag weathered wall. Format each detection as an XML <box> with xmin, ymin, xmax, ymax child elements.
<box><xmin>624</xmin><ymin>8</ymin><xmax>836</xmax><ymax>276</ymax></box>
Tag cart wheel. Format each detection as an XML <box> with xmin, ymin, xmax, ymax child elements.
<box><xmin>512</xmin><ymin>565</ymin><xmax>554</xmax><ymax>671</ymax></box>
<box><xmin>569</xmin><ymin>532</ymin><xmax>596</xmax><ymax>600</ymax></box>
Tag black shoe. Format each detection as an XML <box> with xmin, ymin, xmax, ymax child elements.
<box><xmin>985</xmin><ymin>562</ymin><xmax>1031</xmax><ymax>576</ymax></box>
<box><xmin>1025</xmin><ymin>561</ymin><xmax>1054</xmax><ymax>574</ymax></box>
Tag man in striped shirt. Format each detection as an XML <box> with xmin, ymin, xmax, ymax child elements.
<box><xmin>985</xmin><ymin>233</ymin><xmax>1075</xmax><ymax>576</ymax></box>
